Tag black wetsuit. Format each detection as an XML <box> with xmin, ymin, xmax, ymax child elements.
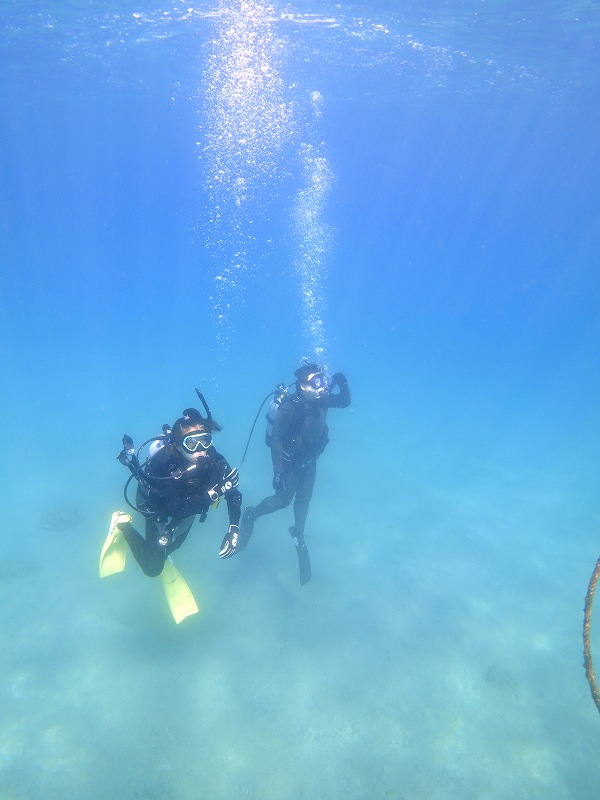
<box><xmin>251</xmin><ymin>379</ymin><xmax>351</xmax><ymax>535</ymax></box>
<box><xmin>119</xmin><ymin>443</ymin><xmax>241</xmax><ymax>576</ymax></box>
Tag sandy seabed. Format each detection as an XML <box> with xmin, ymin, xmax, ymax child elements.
<box><xmin>1</xmin><ymin>441</ymin><xmax>599</xmax><ymax>800</ymax></box>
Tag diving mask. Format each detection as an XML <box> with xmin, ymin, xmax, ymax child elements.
<box><xmin>300</xmin><ymin>372</ymin><xmax>330</xmax><ymax>398</ymax></box>
<box><xmin>181</xmin><ymin>431</ymin><xmax>212</xmax><ymax>453</ymax></box>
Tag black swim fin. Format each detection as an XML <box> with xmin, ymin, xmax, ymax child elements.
<box><xmin>289</xmin><ymin>527</ymin><xmax>311</xmax><ymax>586</ymax></box>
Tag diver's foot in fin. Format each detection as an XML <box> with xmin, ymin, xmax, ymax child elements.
<box><xmin>160</xmin><ymin>558</ymin><xmax>199</xmax><ymax>624</ymax></box>
<box><xmin>99</xmin><ymin>511</ymin><xmax>132</xmax><ymax>578</ymax></box>
<box><xmin>289</xmin><ymin>526</ymin><xmax>312</xmax><ymax>586</ymax></box>
<box><xmin>237</xmin><ymin>506</ymin><xmax>256</xmax><ymax>553</ymax></box>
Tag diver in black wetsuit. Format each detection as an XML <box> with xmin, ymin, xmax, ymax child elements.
<box><xmin>239</xmin><ymin>363</ymin><xmax>350</xmax><ymax>583</ymax></box>
<box><xmin>118</xmin><ymin>406</ymin><xmax>242</xmax><ymax>577</ymax></box>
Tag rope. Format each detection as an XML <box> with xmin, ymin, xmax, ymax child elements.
<box><xmin>583</xmin><ymin>553</ymin><xmax>600</xmax><ymax>714</ymax></box>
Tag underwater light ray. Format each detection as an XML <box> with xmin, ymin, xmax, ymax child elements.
<box><xmin>202</xmin><ymin>0</ymin><xmax>294</xmax><ymax>345</ymax></box>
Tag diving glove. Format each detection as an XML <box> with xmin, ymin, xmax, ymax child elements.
<box><xmin>208</xmin><ymin>467</ymin><xmax>239</xmax><ymax>503</ymax></box>
<box><xmin>219</xmin><ymin>524</ymin><xmax>239</xmax><ymax>559</ymax></box>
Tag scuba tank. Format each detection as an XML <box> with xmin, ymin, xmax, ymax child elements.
<box><xmin>140</xmin><ymin>424</ymin><xmax>172</xmax><ymax>461</ymax></box>
<box><xmin>148</xmin><ymin>436</ymin><xmax>167</xmax><ymax>460</ymax></box>
<box><xmin>241</xmin><ymin>382</ymin><xmax>293</xmax><ymax>464</ymax></box>
<box><xmin>117</xmin><ymin>427</ymin><xmax>173</xmax><ymax>515</ymax></box>
<box><xmin>265</xmin><ymin>384</ymin><xmax>287</xmax><ymax>447</ymax></box>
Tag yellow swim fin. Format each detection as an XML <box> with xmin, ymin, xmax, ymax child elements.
<box><xmin>99</xmin><ymin>511</ymin><xmax>131</xmax><ymax>578</ymax></box>
<box><xmin>160</xmin><ymin>558</ymin><xmax>199</xmax><ymax>624</ymax></box>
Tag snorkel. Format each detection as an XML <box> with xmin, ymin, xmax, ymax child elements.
<box><xmin>194</xmin><ymin>387</ymin><xmax>212</xmax><ymax>429</ymax></box>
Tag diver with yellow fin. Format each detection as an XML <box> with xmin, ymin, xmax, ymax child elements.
<box><xmin>100</xmin><ymin>389</ymin><xmax>242</xmax><ymax>623</ymax></box>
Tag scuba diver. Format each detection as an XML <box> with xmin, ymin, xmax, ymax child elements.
<box><xmin>99</xmin><ymin>390</ymin><xmax>242</xmax><ymax>623</ymax></box>
<box><xmin>239</xmin><ymin>362</ymin><xmax>350</xmax><ymax>585</ymax></box>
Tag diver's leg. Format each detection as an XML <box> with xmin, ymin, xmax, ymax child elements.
<box><xmin>165</xmin><ymin>517</ymin><xmax>194</xmax><ymax>555</ymax></box>
<box><xmin>118</xmin><ymin>518</ymin><xmax>168</xmax><ymax>577</ymax></box>
<box><xmin>248</xmin><ymin>470</ymin><xmax>298</xmax><ymax>519</ymax></box>
<box><xmin>238</xmin><ymin>472</ymin><xmax>298</xmax><ymax>550</ymax></box>
<box><xmin>288</xmin><ymin>463</ymin><xmax>315</xmax><ymax>585</ymax></box>
<box><xmin>291</xmin><ymin>461</ymin><xmax>316</xmax><ymax>537</ymax></box>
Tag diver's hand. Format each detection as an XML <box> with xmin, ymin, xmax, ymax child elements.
<box><xmin>208</xmin><ymin>467</ymin><xmax>239</xmax><ymax>503</ymax></box>
<box><xmin>219</xmin><ymin>524</ymin><xmax>239</xmax><ymax>558</ymax></box>
<box><xmin>331</xmin><ymin>372</ymin><xmax>347</xmax><ymax>387</ymax></box>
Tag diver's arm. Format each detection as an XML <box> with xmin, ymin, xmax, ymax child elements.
<box><xmin>224</xmin><ymin>488</ymin><xmax>242</xmax><ymax>526</ymax></box>
<box><xmin>329</xmin><ymin>373</ymin><xmax>351</xmax><ymax>408</ymax></box>
<box><xmin>207</xmin><ymin>455</ymin><xmax>240</xmax><ymax>504</ymax></box>
<box><xmin>219</xmin><ymin>482</ymin><xmax>242</xmax><ymax>559</ymax></box>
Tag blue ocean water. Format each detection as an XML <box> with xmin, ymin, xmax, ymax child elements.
<box><xmin>1</xmin><ymin>2</ymin><xmax>599</xmax><ymax>798</ymax></box>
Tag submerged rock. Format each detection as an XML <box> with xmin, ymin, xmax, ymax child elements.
<box><xmin>40</xmin><ymin>504</ymin><xmax>84</xmax><ymax>532</ymax></box>
<box><xmin>0</xmin><ymin>558</ymin><xmax>40</xmax><ymax>584</ymax></box>
<box><xmin>485</xmin><ymin>664</ymin><xmax>520</xmax><ymax>701</ymax></box>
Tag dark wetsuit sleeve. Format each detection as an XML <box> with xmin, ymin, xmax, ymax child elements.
<box><xmin>271</xmin><ymin>401</ymin><xmax>297</xmax><ymax>473</ymax></box>
<box><xmin>328</xmin><ymin>379</ymin><xmax>351</xmax><ymax>409</ymax></box>
<box><xmin>225</xmin><ymin>489</ymin><xmax>242</xmax><ymax>525</ymax></box>
<box><xmin>213</xmin><ymin>451</ymin><xmax>242</xmax><ymax>525</ymax></box>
